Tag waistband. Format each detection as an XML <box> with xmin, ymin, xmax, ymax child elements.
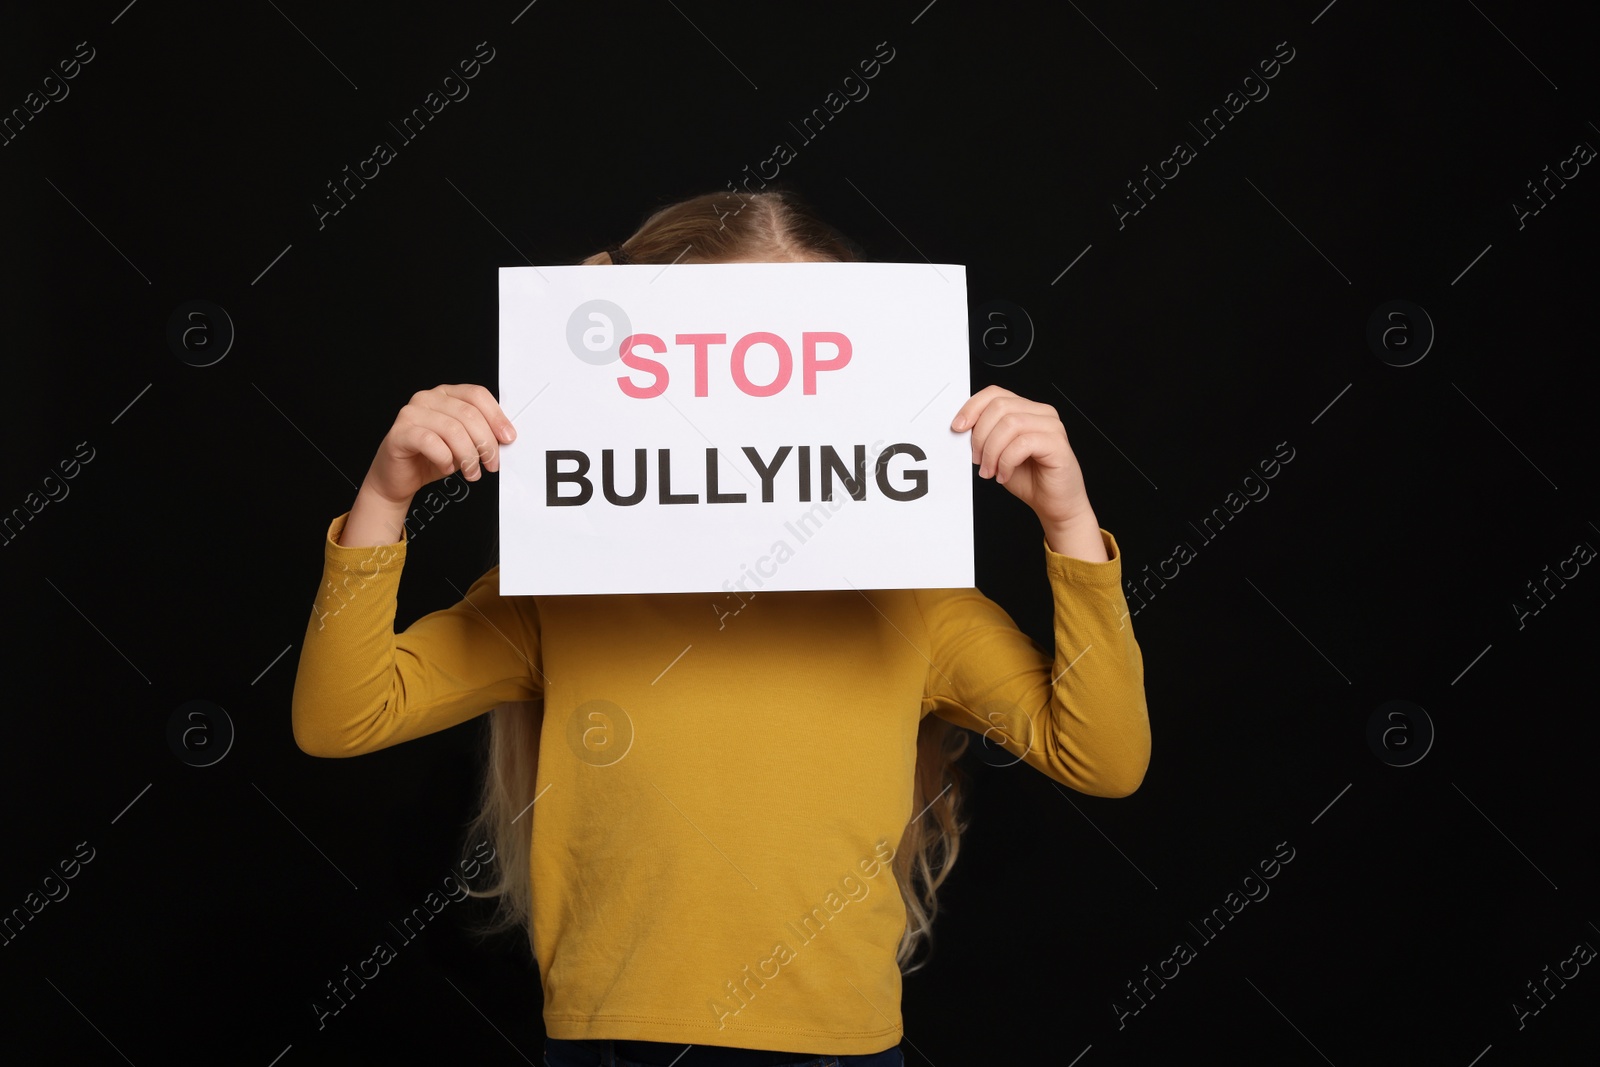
<box><xmin>610</xmin><ymin>1039</ymin><xmax>812</xmax><ymax>1066</ymax></box>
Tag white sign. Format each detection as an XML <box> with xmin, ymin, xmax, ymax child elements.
<box><xmin>497</xmin><ymin>262</ymin><xmax>973</xmax><ymax>596</ymax></box>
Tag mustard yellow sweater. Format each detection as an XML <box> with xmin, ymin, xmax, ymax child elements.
<box><xmin>292</xmin><ymin>510</ymin><xmax>1150</xmax><ymax>1055</ymax></box>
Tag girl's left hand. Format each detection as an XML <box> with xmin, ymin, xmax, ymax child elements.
<box><xmin>951</xmin><ymin>385</ymin><xmax>1091</xmax><ymax>528</ymax></box>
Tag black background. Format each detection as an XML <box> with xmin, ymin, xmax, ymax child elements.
<box><xmin>3</xmin><ymin>1</ymin><xmax>1597</xmax><ymax>1064</ymax></box>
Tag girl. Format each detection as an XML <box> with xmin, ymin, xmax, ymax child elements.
<box><xmin>292</xmin><ymin>189</ymin><xmax>1150</xmax><ymax>1067</ymax></box>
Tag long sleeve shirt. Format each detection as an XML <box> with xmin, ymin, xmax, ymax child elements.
<box><xmin>291</xmin><ymin>510</ymin><xmax>1150</xmax><ymax>1055</ymax></box>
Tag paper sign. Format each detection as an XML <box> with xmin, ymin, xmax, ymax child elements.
<box><xmin>497</xmin><ymin>262</ymin><xmax>972</xmax><ymax>596</ymax></box>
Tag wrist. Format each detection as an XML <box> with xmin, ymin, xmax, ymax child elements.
<box><xmin>344</xmin><ymin>481</ymin><xmax>413</xmax><ymax>548</ymax></box>
<box><xmin>356</xmin><ymin>470</ymin><xmax>414</xmax><ymax>510</ymax></box>
<box><xmin>1042</xmin><ymin>512</ymin><xmax>1106</xmax><ymax>562</ymax></box>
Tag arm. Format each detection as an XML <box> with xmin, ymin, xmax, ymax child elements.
<box><xmin>291</xmin><ymin>508</ymin><xmax>543</xmax><ymax>758</ymax></box>
<box><xmin>918</xmin><ymin>524</ymin><xmax>1149</xmax><ymax>797</ymax></box>
<box><xmin>935</xmin><ymin>386</ymin><xmax>1150</xmax><ymax>794</ymax></box>
<box><xmin>293</xmin><ymin>383</ymin><xmax>531</xmax><ymax>756</ymax></box>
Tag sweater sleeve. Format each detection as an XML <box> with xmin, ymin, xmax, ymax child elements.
<box><xmin>290</xmin><ymin>511</ymin><xmax>544</xmax><ymax>758</ymax></box>
<box><xmin>916</xmin><ymin>528</ymin><xmax>1150</xmax><ymax>797</ymax></box>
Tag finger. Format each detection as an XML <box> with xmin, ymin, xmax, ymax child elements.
<box><xmin>419</xmin><ymin>389</ymin><xmax>501</xmax><ymax>474</ymax></box>
<box><xmin>991</xmin><ymin>430</ymin><xmax>1054</xmax><ymax>485</ymax></box>
<box><xmin>405</xmin><ymin>407</ymin><xmax>487</xmax><ymax>479</ymax></box>
<box><xmin>950</xmin><ymin>384</ymin><xmax>1015</xmax><ymax>432</ymax></box>
<box><xmin>444</xmin><ymin>383</ymin><xmax>517</xmax><ymax>444</ymax></box>
<box><xmin>968</xmin><ymin>394</ymin><xmax>1020</xmax><ymax>463</ymax></box>
<box><xmin>978</xmin><ymin>412</ymin><xmax>1058</xmax><ymax>477</ymax></box>
<box><xmin>394</xmin><ymin>420</ymin><xmax>456</xmax><ymax>479</ymax></box>
<box><xmin>971</xmin><ymin>400</ymin><xmax>1056</xmax><ymax>468</ymax></box>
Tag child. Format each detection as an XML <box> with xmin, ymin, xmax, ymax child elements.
<box><xmin>292</xmin><ymin>189</ymin><xmax>1150</xmax><ymax>1067</ymax></box>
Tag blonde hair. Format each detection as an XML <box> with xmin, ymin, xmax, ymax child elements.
<box><xmin>461</xmin><ymin>188</ymin><xmax>972</xmax><ymax>974</ymax></box>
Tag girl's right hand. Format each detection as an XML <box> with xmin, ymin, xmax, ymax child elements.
<box><xmin>364</xmin><ymin>384</ymin><xmax>517</xmax><ymax>505</ymax></box>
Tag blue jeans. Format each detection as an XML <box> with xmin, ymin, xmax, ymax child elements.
<box><xmin>542</xmin><ymin>1038</ymin><xmax>906</xmax><ymax>1067</ymax></box>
